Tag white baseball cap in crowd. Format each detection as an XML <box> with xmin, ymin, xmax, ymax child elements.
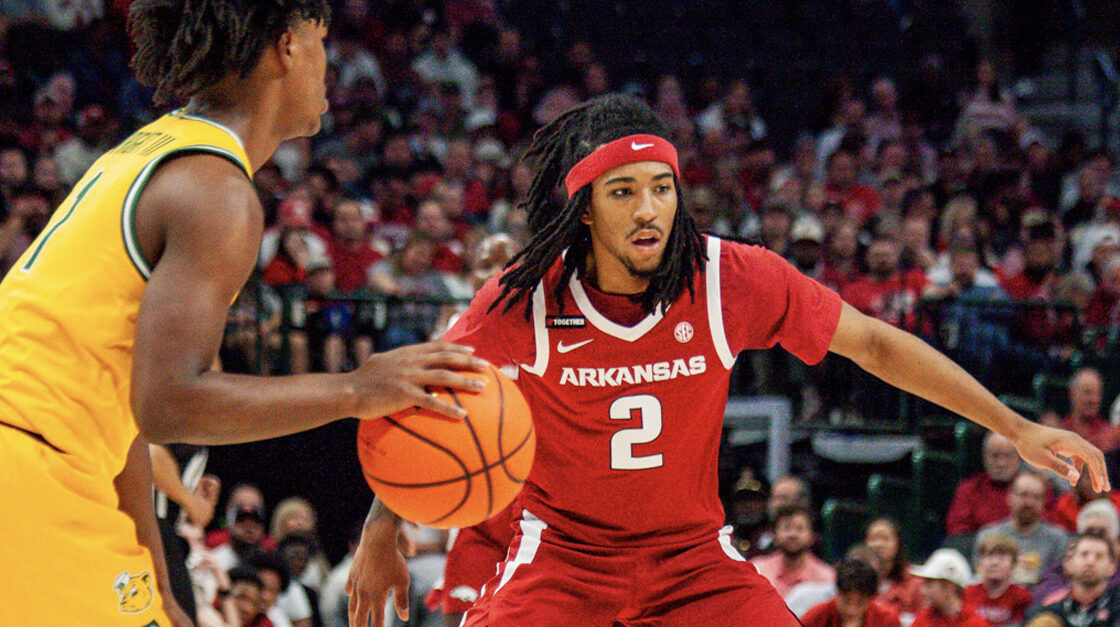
<box><xmin>910</xmin><ymin>548</ymin><xmax>973</xmax><ymax>588</ymax></box>
<box><xmin>789</xmin><ymin>215</ymin><xmax>825</xmax><ymax>244</ymax></box>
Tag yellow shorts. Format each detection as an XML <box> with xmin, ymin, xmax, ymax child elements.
<box><xmin>0</xmin><ymin>424</ymin><xmax>171</xmax><ymax>626</ymax></box>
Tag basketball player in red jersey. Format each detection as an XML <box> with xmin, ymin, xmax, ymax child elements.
<box><xmin>347</xmin><ymin>95</ymin><xmax>1109</xmax><ymax>626</ymax></box>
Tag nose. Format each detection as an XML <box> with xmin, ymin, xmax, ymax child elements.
<box><xmin>633</xmin><ymin>189</ymin><xmax>657</xmax><ymax>223</ymax></box>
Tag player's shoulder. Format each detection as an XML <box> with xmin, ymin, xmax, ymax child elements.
<box><xmin>143</xmin><ymin>153</ymin><xmax>259</xmax><ymax>221</ymax></box>
<box><xmin>708</xmin><ymin>235</ymin><xmax>790</xmax><ymax>283</ymax></box>
<box><xmin>465</xmin><ymin>270</ymin><xmax>515</xmax><ymax>321</ymax></box>
<box><xmin>710</xmin><ymin>235</ymin><xmax>781</xmax><ymax>263</ymax></box>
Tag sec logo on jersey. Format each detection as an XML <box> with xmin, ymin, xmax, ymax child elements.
<box><xmin>674</xmin><ymin>322</ymin><xmax>694</xmax><ymax>343</ymax></box>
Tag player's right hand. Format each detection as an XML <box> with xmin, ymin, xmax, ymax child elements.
<box><xmin>348</xmin><ymin>519</ymin><xmax>410</xmax><ymax>627</ymax></box>
<box><xmin>349</xmin><ymin>341</ymin><xmax>487</xmax><ymax>420</ymax></box>
<box><xmin>184</xmin><ymin>494</ymin><xmax>216</xmax><ymax>528</ymax></box>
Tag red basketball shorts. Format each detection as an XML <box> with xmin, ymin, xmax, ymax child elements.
<box><xmin>461</xmin><ymin>510</ymin><xmax>800</xmax><ymax>626</ymax></box>
<box><xmin>440</xmin><ymin>522</ymin><xmax>511</xmax><ymax>614</ymax></box>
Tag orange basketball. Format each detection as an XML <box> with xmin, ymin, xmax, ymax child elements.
<box><xmin>356</xmin><ymin>365</ymin><xmax>535</xmax><ymax>528</ymax></box>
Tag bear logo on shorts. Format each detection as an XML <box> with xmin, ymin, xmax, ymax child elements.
<box><xmin>112</xmin><ymin>570</ymin><xmax>154</xmax><ymax>614</ymax></box>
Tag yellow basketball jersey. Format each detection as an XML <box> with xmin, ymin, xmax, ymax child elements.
<box><xmin>0</xmin><ymin>110</ymin><xmax>251</xmax><ymax>486</ymax></box>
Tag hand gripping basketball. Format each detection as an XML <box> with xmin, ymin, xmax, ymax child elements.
<box><xmin>357</xmin><ymin>365</ymin><xmax>535</xmax><ymax>528</ymax></box>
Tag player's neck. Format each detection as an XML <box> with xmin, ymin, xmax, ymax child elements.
<box><xmin>184</xmin><ymin>90</ymin><xmax>285</xmax><ymax>173</ymax></box>
<box><xmin>583</xmin><ymin>253</ymin><xmax>650</xmax><ymax>296</ymax></box>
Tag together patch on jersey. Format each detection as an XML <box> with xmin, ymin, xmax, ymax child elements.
<box><xmin>546</xmin><ymin>316</ymin><xmax>586</xmax><ymax>328</ymax></box>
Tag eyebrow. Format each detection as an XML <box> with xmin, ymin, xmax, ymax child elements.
<box><xmin>602</xmin><ymin>172</ymin><xmax>675</xmax><ymax>186</ymax></box>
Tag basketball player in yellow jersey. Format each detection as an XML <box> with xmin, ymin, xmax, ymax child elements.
<box><xmin>0</xmin><ymin>2</ymin><xmax>489</xmax><ymax>625</ymax></box>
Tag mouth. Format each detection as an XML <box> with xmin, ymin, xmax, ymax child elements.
<box><xmin>629</xmin><ymin>228</ymin><xmax>662</xmax><ymax>251</ymax></box>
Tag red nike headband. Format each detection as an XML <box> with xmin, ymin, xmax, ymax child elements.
<box><xmin>563</xmin><ymin>134</ymin><xmax>680</xmax><ymax>198</ymax></box>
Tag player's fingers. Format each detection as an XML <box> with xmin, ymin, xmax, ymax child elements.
<box><xmin>394</xmin><ymin>583</ymin><xmax>411</xmax><ymax>621</ymax></box>
<box><xmin>1040</xmin><ymin>448</ymin><xmax>1080</xmax><ymax>487</ymax></box>
<box><xmin>413</xmin><ymin>368</ymin><xmax>486</xmax><ymax>393</ymax></box>
<box><xmin>418</xmin><ymin>349</ymin><xmax>489</xmax><ymax>374</ymax></box>
<box><xmin>1052</xmin><ymin>437</ymin><xmax>1109</xmax><ymax>492</ymax></box>
<box><xmin>409</xmin><ymin>341</ymin><xmax>476</xmax><ymax>359</ymax></box>
<box><xmin>409</xmin><ymin>387</ymin><xmax>468</xmax><ymax>419</ymax></box>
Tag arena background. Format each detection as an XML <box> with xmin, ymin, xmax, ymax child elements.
<box><xmin>4</xmin><ymin>0</ymin><xmax>1120</xmax><ymax>568</ymax></box>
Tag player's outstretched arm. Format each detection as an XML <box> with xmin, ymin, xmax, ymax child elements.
<box><xmin>130</xmin><ymin>155</ymin><xmax>486</xmax><ymax>445</ymax></box>
<box><xmin>828</xmin><ymin>302</ymin><xmax>1110</xmax><ymax>491</ymax></box>
<box><xmin>348</xmin><ymin>498</ymin><xmax>409</xmax><ymax>627</ymax></box>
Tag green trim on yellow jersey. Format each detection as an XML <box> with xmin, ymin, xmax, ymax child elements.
<box><xmin>20</xmin><ymin>169</ymin><xmax>104</xmax><ymax>272</ymax></box>
<box><xmin>120</xmin><ymin>145</ymin><xmax>248</xmax><ymax>280</ymax></box>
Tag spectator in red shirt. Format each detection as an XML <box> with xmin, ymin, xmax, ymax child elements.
<box><xmin>866</xmin><ymin>517</ymin><xmax>925</xmax><ymax>621</ymax></box>
<box><xmin>824</xmin><ymin>148</ymin><xmax>883</xmax><ymax>225</ymax></box>
<box><xmin>260</xmin><ymin>196</ymin><xmax>329</xmax><ymax>287</ymax></box>
<box><xmin>911</xmin><ymin>549</ymin><xmax>990</xmax><ymax>627</ymax></box>
<box><xmin>1061</xmin><ymin>368</ymin><xmax>1120</xmax><ymax>453</ymax></box>
<box><xmin>327</xmin><ymin>198</ymin><xmax>383</xmax><ymax>293</ymax></box>
<box><xmin>841</xmin><ymin>236</ymin><xmax>931</xmax><ymax>331</ymax></box>
<box><xmin>803</xmin><ymin>556</ymin><xmax>902</xmax><ymax>627</ymax></box>
<box><xmin>1000</xmin><ymin>214</ymin><xmax>1060</xmax><ymax>301</ymax></box>
<box><xmin>946</xmin><ymin>432</ymin><xmax>1023</xmax><ymax>539</ymax></box>
<box><xmin>820</xmin><ymin>219</ymin><xmax>864</xmax><ymax>293</ymax></box>
<box><xmin>440</xmin><ymin>137</ymin><xmax>493</xmax><ymax>221</ymax></box>
<box><xmin>758</xmin><ymin>199</ymin><xmax>794</xmax><ymax>257</ymax></box>
<box><xmin>412</xmin><ymin>197</ymin><xmax>466</xmax><ymax>273</ymax></box>
<box><xmin>1051</xmin><ymin>471</ymin><xmax>1120</xmax><ymax>534</ymax></box>
<box><xmin>964</xmin><ymin>534</ymin><xmax>1031</xmax><ymax>627</ymax></box>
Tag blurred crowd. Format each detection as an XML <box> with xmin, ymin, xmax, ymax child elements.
<box><xmin>3</xmin><ymin>3</ymin><xmax>1119</xmax><ymax>424</ymax></box>
<box><xmin>5</xmin><ymin>1</ymin><xmax>1120</xmax><ymax>626</ymax></box>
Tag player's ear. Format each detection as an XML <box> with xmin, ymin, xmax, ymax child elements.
<box><xmin>274</xmin><ymin>28</ymin><xmax>298</xmax><ymax>72</ymax></box>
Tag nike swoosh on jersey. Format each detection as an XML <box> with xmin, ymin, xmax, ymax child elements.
<box><xmin>556</xmin><ymin>339</ymin><xmax>594</xmax><ymax>354</ymax></box>
<box><xmin>631</xmin><ymin>142</ymin><xmax>654</xmax><ymax>150</ymax></box>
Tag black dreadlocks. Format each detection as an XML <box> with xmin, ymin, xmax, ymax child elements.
<box><xmin>129</xmin><ymin>0</ymin><xmax>331</xmax><ymax>105</ymax></box>
<box><xmin>490</xmin><ymin>94</ymin><xmax>706</xmax><ymax>319</ymax></box>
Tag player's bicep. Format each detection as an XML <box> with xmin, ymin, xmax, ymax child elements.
<box><xmin>131</xmin><ymin>162</ymin><xmax>262</xmax><ymax>421</ymax></box>
<box><xmin>827</xmin><ymin>302</ymin><xmax>879</xmax><ymax>366</ymax></box>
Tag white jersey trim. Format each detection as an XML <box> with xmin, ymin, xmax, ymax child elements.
<box><xmin>520</xmin><ymin>284</ymin><xmax>549</xmax><ymax>377</ymax></box>
<box><xmin>706</xmin><ymin>236</ymin><xmax>736</xmax><ymax>369</ymax></box>
<box><xmin>494</xmin><ymin>509</ymin><xmax>547</xmax><ymax>592</ymax></box>
<box><xmin>718</xmin><ymin>525</ymin><xmax>746</xmax><ymax>561</ymax></box>
<box><xmin>569</xmin><ymin>272</ymin><xmax>664</xmax><ymax>341</ymax></box>
<box><xmin>177</xmin><ymin>110</ymin><xmax>248</xmax><ymax>154</ymax></box>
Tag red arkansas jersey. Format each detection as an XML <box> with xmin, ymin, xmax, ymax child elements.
<box><xmin>445</xmin><ymin>236</ymin><xmax>841</xmax><ymax>546</ymax></box>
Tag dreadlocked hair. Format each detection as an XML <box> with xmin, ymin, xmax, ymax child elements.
<box><xmin>490</xmin><ymin>94</ymin><xmax>706</xmax><ymax>319</ymax></box>
<box><xmin>129</xmin><ymin>0</ymin><xmax>331</xmax><ymax>105</ymax></box>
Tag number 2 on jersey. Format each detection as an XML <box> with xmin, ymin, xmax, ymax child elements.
<box><xmin>610</xmin><ymin>394</ymin><xmax>664</xmax><ymax>470</ymax></box>
<box><xmin>20</xmin><ymin>170</ymin><xmax>103</xmax><ymax>272</ymax></box>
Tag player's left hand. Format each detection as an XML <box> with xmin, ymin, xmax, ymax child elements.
<box><xmin>348</xmin><ymin>520</ymin><xmax>410</xmax><ymax>627</ymax></box>
<box><xmin>1011</xmin><ymin>421</ymin><xmax>1110</xmax><ymax>491</ymax></box>
<box><xmin>163</xmin><ymin>596</ymin><xmax>194</xmax><ymax>627</ymax></box>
